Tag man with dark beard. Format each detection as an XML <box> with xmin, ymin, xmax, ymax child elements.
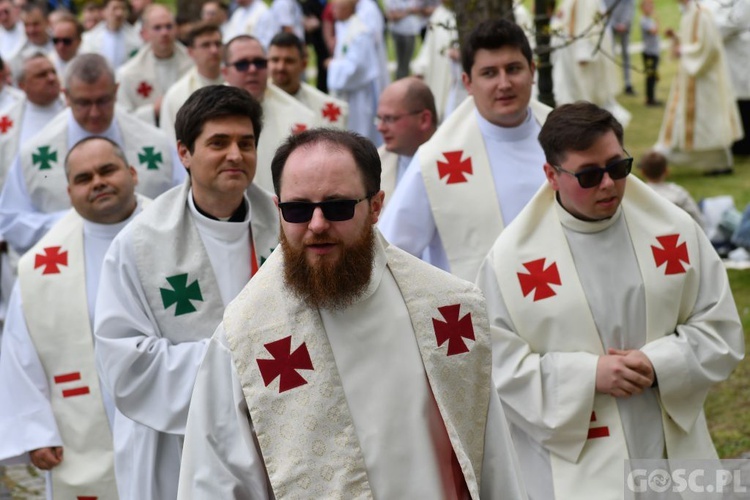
<box><xmin>177</xmin><ymin>128</ymin><xmax>528</xmax><ymax>499</ymax></box>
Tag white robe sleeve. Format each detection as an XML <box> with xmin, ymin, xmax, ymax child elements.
<box><xmin>476</xmin><ymin>256</ymin><xmax>600</xmax><ymax>462</ymax></box>
<box><xmin>0</xmin><ymin>284</ymin><xmax>62</xmax><ymax>461</ymax></box>
<box><xmin>0</xmin><ymin>156</ymin><xmax>67</xmax><ymax>253</ymax></box>
<box><xmin>327</xmin><ymin>31</ymin><xmax>378</xmax><ymax>92</ymax></box>
<box><xmin>177</xmin><ymin>326</ymin><xmax>272</xmax><ymax>499</ymax></box>
<box><xmin>93</xmin><ymin>226</ymin><xmax>209</xmax><ymax>435</ymax></box>
<box><xmin>680</xmin><ymin>7</ymin><xmax>720</xmax><ymax>77</ymax></box>
<box><xmin>640</xmin><ymin>229</ymin><xmax>744</xmax><ymax>432</ymax></box>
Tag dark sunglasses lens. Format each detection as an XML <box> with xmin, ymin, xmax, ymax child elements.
<box><xmin>233</xmin><ymin>60</ymin><xmax>250</xmax><ymax>71</ymax></box>
<box><xmin>280</xmin><ymin>203</ymin><xmax>314</xmax><ymax>223</ymax></box>
<box><xmin>577</xmin><ymin>169</ymin><xmax>604</xmax><ymax>188</ymax></box>
<box><xmin>321</xmin><ymin>200</ymin><xmax>356</xmax><ymax>221</ymax></box>
<box><xmin>608</xmin><ymin>158</ymin><xmax>632</xmax><ymax>180</ymax></box>
<box><xmin>251</xmin><ymin>58</ymin><xmax>268</xmax><ymax>69</ymax></box>
<box><xmin>53</xmin><ymin>37</ymin><xmax>73</xmax><ymax>46</ymax></box>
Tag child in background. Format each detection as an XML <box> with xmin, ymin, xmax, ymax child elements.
<box><xmin>639</xmin><ymin>150</ymin><xmax>705</xmax><ymax>229</ymax></box>
<box><xmin>640</xmin><ymin>0</ymin><xmax>661</xmax><ymax>106</ymax></box>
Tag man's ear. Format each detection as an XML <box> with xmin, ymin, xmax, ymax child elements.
<box><xmin>543</xmin><ymin>162</ymin><xmax>560</xmax><ymax>191</ymax></box>
<box><xmin>461</xmin><ymin>71</ymin><xmax>472</xmax><ymax>94</ymax></box>
<box><xmin>369</xmin><ymin>190</ymin><xmax>385</xmax><ymax>223</ymax></box>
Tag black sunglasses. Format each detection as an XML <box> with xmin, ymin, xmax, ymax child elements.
<box><xmin>52</xmin><ymin>37</ymin><xmax>74</xmax><ymax>46</ymax></box>
<box><xmin>278</xmin><ymin>196</ymin><xmax>373</xmax><ymax>223</ymax></box>
<box><xmin>228</xmin><ymin>57</ymin><xmax>268</xmax><ymax>71</ymax></box>
<box><xmin>553</xmin><ymin>156</ymin><xmax>633</xmax><ymax>189</ymax></box>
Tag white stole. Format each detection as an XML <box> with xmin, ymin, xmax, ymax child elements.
<box><xmin>489</xmin><ymin>176</ymin><xmax>708</xmax><ymax>499</ymax></box>
<box><xmin>18</xmin><ymin>209</ymin><xmax>118</xmax><ymax>500</ymax></box>
<box><xmin>296</xmin><ymin>82</ymin><xmax>349</xmax><ymax>129</ymax></box>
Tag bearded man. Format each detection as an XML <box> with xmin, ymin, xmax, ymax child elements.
<box><xmin>177</xmin><ymin>128</ymin><xmax>528</xmax><ymax>499</ymax></box>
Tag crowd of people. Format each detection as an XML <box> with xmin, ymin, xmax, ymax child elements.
<box><xmin>0</xmin><ymin>0</ymin><xmax>746</xmax><ymax>499</ymax></box>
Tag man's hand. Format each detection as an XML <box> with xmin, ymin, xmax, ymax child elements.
<box><xmin>29</xmin><ymin>447</ymin><xmax>63</xmax><ymax>470</ymax></box>
<box><xmin>596</xmin><ymin>349</ymin><xmax>655</xmax><ymax>398</ymax></box>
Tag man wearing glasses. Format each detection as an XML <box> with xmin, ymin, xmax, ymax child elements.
<box><xmin>0</xmin><ymin>53</ymin><xmax>184</xmax><ymax>255</ymax></box>
<box><xmin>379</xmin><ymin>19</ymin><xmax>550</xmax><ymax>282</ymax></box>
<box><xmin>477</xmin><ymin>102</ymin><xmax>744</xmax><ymax>500</ymax></box>
<box><xmin>48</xmin><ymin>13</ymin><xmax>82</xmax><ymax>77</ymax></box>
<box><xmin>94</xmin><ymin>85</ymin><xmax>279</xmax><ymax>500</ymax></box>
<box><xmin>116</xmin><ymin>4</ymin><xmax>192</xmax><ymax>126</ymax></box>
<box><xmin>177</xmin><ymin>128</ymin><xmax>527</xmax><ymax>499</ymax></box>
<box><xmin>222</xmin><ymin>34</ymin><xmax>314</xmax><ymax>193</ymax></box>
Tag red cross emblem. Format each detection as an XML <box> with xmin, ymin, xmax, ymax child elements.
<box><xmin>136</xmin><ymin>81</ymin><xmax>153</xmax><ymax>98</ymax></box>
<box><xmin>517</xmin><ymin>258</ymin><xmax>561</xmax><ymax>301</ymax></box>
<box><xmin>432</xmin><ymin>304</ymin><xmax>475</xmax><ymax>356</ymax></box>
<box><xmin>291</xmin><ymin>123</ymin><xmax>307</xmax><ymax>135</ymax></box>
<box><xmin>587</xmin><ymin>411</ymin><xmax>610</xmax><ymax>439</ymax></box>
<box><xmin>53</xmin><ymin>372</ymin><xmax>90</xmax><ymax>398</ymax></box>
<box><xmin>257</xmin><ymin>336</ymin><xmax>314</xmax><ymax>393</ymax></box>
<box><xmin>651</xmin><ymin>234</ymin><xmax>689</xmax><ymax>275</ymax></box>
<box><xmin>321</xmin><ymin>102</ymin><xmax>342</xmax><ymax>123</ymax></box>
<box><xmin>0</xmin><ymin>115</ymin><xmax>12</xmax><ymax>134</ymax></box>
<box><xmin>34</xmin><ymin>246</ymin><xmax>68</xmax><ymax>275</ymax></box>
<box><xmin>437</xmin><ymin>151</ymin><xmax>473</xmax><ymax>184</ymax></box>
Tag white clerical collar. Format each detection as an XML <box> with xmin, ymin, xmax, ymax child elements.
<box><xmin>187</xmin><ymin>187</ymin><xmax>252</xmax><ymax>241</ymax></box>
<box><xmin>83</xmin><ymin>197</ymin><xmax>142</xmax><ymax>239</ymax></box>
<box><xmin>66</xmin><ymin>109</ymin><xmax>122</xmax><ymax>149</ymax></box>
<box><xmin>474</xmin><ymin>106</ymin><xmax>535</xmax><ymax>142</ymax></box>
<box><xmin>555</xmin><ymin>194</ymin><xmax>623</xmax><ymax>234</ymax></box>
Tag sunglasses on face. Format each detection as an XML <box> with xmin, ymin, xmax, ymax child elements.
<box><xmin>228</xmin><ymin>57</ymin><xmax>267</xmax><ymax>71</ymax></box>
<box><xmin>553</xmin><ymin>156</ymin><xmax>633</xmax><ymax>189</ymax></box>
<box><xmin>278</xmin><ymin>196</ymin><xmax>372</xmax><ymax>223</ymax></box>
<box><xmin>52</xmin><ymin>37</ymin><xmax>74</xmax><ymax>46</ymax></box>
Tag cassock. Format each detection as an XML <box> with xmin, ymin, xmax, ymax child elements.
<box><xmin>159</xmin><ymin>67</ymin><xmax>224</xmax><ymax>142</ymax></box>
<box><xmin>0</xmin><ymin>200</ymin><xmax>144</xmax><ymax>500</ymax></box>
<box><xmin>94</xmin><ymin>182</ymin><xmax>279</xmax><ymax>500</ymax></box>
<box><xmin>177</xmin><ymin>234</ymin><xmax>528</xmax><ymax>499</ymax></box>
<box><xmin>223</xmin><ymin>0</ymin><xmax>269</xmax><ymax>42</ymax></box>
<box><xmin>379</xmin><ymin>98</ymin><xmax>549</xmax><ymax>282</ymax></box>
<box><xmin>327</xmin><ymin>13</ymin><xmax>381</xmax><ymax>144</ymax></box>
<box><xmin>116</xmin><ymin>43</ymin><xmax>193</xmax><ymax>125</ymax></box>
<box><xmin>476</xmin><ymin>177</ymin><xmax>744</xmax><ymax>500</ymax></box>
<box><xmin>79</xmin><ymin>22</ymin><xmax>141</xmax><ymax>70</ymax></box>
<box><xmin>0</xmin><ymin>109</ymin><xmax>185</xmax><ymax>254</ymax></box>
<box><xmin>655</xmin><ymin>0</ymin><xmax>744</xmax><ymax>170</ymax></box>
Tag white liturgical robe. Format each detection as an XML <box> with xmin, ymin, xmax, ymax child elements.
<box><xmin>80</xmin><ymin>22</ymin><xmax>141</xmax><ymax>70</ymax></box>
<box><xmin>159</xmin><ymin>67</ymin><xmax>223</xmax><ymax>142</ymax></box>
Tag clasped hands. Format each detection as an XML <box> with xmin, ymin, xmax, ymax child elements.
<box><xmin>596</xmin><ymin>348</ymin><xmax>655</xmax><ymax>398</ymax></box>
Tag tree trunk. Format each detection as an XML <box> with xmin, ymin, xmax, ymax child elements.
<box><xmin>176</xmin><ymin>0</ymin><xmax>206</xmax><ymax>22</ymax></box>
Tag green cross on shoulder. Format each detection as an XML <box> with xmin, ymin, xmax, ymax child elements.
<box><xmin>33</xmin><ymin>146</ymin><xmax>57</xmax><ymax>170</ymax></box>
<box><xmin>138</xmin><ymin>147</ymin><xmax>163</xmax><ymax>170</ymax></box>
<box><xmin>160</xmin><ymin>273</ymin><xmax>203</xmax><ymax>316</ymax></box>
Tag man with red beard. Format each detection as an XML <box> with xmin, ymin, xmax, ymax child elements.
<box><xmin>177</xmin><ymin>128</ymin><xmax>527</xmax><ymax>499</ymax></box>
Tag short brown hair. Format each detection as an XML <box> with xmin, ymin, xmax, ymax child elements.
<box><xmin>638</xmin><ymin>150</ymin><xmax>668</xmax><ymax>180</ymax></box>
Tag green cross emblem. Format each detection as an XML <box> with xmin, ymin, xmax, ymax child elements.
<box><xmin>33</xmin><ymin>146</ymin><xmax>57</xmax><ymax>170</ymax></box>
<box><xmin>160</xmin><ymin>273</ymin><xmax>203</xmax><ymax>316</ymax></box>
<box><xmin>138</xmin><ymin>147</ymin><xmax>163</xmax><ymax>170</ymax></box>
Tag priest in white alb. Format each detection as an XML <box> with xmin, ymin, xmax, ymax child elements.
<box><xmin>0</xmin><ymin>137</ymin><xmax>145</xmax><ymax>500</ymax></box>
<box><xmin>79</xmin><ymin>0</ymin><xmax>141</xmax><ymax>71</ymax></box>
<box><xmin>177</xmin><ymin>128</ymin><xmax>527</xmax><ymax>499</ymax></box>
<box><xmin>94</xmin><ymin>86</ymin><xmax>279</xmax><ymax>500</ymax></box>
<box><xmin>477</xmin><ymin>102</ymin><xmax>744</xmax><ymax>500</ymax></box>
<box><xmin>380</xmin><ymin>19</ymin><xmax>550</xmax><ymax>282</ymax></box>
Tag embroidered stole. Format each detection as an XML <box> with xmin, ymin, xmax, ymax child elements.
<box><xmin>19</xmin><ymin>209</ymin><xmax>118</xmax><ymax>500</ymax></box>
<box><xmin>490</xmin><ymin>176</ymin><xmax>704</xmax><ymax>499</ymax></box>
<box><xmin>224</xmin><ymin>242</ymin><xmax>491</xmax><ymax>498</ymax></box>
<box><xmin>21</xmin><ymin>111</ymin><xmax>174</xmax><ymax>212</ymax></box>
<box><xmin>298</xmin><ymin>82</ymin><xmax>349</xmax><ymax>129</ymax></box>
<box><xmin>131</xmin><ymin>181</ymin><xmax>278</xmax><ymax>343</ymax></box>
<box><xmin>0</xmin><ymin>98</ymin><xmax>24</xmax><ymax>187</ymax></box>
<box><xmin>420</xmin><ymin>98</ymin><xmax>550</xmax><ymax>281</ymax></box>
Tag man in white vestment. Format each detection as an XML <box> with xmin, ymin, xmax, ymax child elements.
<box><xmin>223</xmin><ymin>0</ymin><xmax>268</xmax><ymax>42</ymax></box>
<box><xmin>94</xmin><ymin>85</ymin><xmax>280</xmax><ymax>500</ymax></box>
<box><xmin>255</xmin><ymin>0</ymin><xmax>305</xmax><ymax>50</ymax></box>
<box><xmin>268</xmin><ymin>32</ymin><xmax>348</xmax><ymax>129</ymax></box>
<box><xmin>116</xmin><ymin>4</ymin><xmax>192</xmax><ymax>125</ymax></box>
<box><xmin>177</xmin><ymin>128</ymin><xmax>528</xmax><ymax>499</ymax></box>
<box><xmin>379</xmin><ymin>19</ymin><xmax>550</xmax><ymax>282</ymax></box>
<box><xmin>48</xmin><ymin>13</ymin><xmax>81</xmax><ymax>78</ymax></box>
<box><xmin>0</xmin><ymin>53</ymin><xmax>184</xmax><ymax>255</ymax></box>
<box><xmin>0</xmin><ymin>137</ymin><xmax>143</xmax><ymax>500</ymax></box>
<box><xmin>326</xmin><ymin>0</ymin><xmax>381</xmax><ymax>144</ymax></box>
<box><xmin>0</xmin><ymin>0</ymin><xmax>25</xmax><ymax>61</ymax></box>
<box><xmin>80</xmin><ymin>0</ymin><xmax>141</xmax><ymax>71</ymax></box>
<box><xmin>160</xmin><ymin>23</ymin><xmax>223</xmax><ymax>142</ymax></box>
<box><xmin>476</xmin><ymin>102</ymin><xmax>744</xmax><ymax>500</ymax></box>
<box><xmin>8</xmin><ymin>2</ymin><xmax>53</xmax><ymax>83</ymax></box>
<box><xmin>222</xmin><ymin>34</ymin><xmax>315</xmax><ymax>192</ymax></box>
<box><xmin>376</xmin><ymin>76</ymin><xmax>437</xmax><ymax>206</ymax></box>
<box><xmin>654</xmin><ymin>0</ymin><xmax>743</xmax><ymax>174</ymax></box>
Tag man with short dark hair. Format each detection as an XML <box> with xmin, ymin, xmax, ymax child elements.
<box><xmin>94</xmin><ymin>85</ymin><xmax>279</xmax><ymax>500</ymax></box>
<box><xmin>48</xmin><ymin>13</ymin><xmax>82</xmax><ymax>76</ymax></box>
<box><xmin>268</xmin><ymin>32</ymin><xmax>347</xmax><ymax>129</ymax></box>
<box><xmin>477</xmin><ymin>101</ymin><xmax>744</xmax><ymax>500</ymax></box>
<box><xmin>222</xmin><ymin>34</ymin><xmax>314</xmax><ymax>192</ymax></box>
<box><xmin>0</xmin><ymin>53</ymin><xmax>183</xmax><ymax>254</ymax></box>
<box><xmin>380</xmin><ymin>19</ymin><xmax>550</xmax><ymax>282</ymax></box>
<box><xmin>177</xmin><ymin>128</ymin><xmax>527</xmax><ymax>499</ymax></box>
<box><xmin>0</xmin><ymin>137</ymin><xmax>143</xmax><ymax>500</ymax></box>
